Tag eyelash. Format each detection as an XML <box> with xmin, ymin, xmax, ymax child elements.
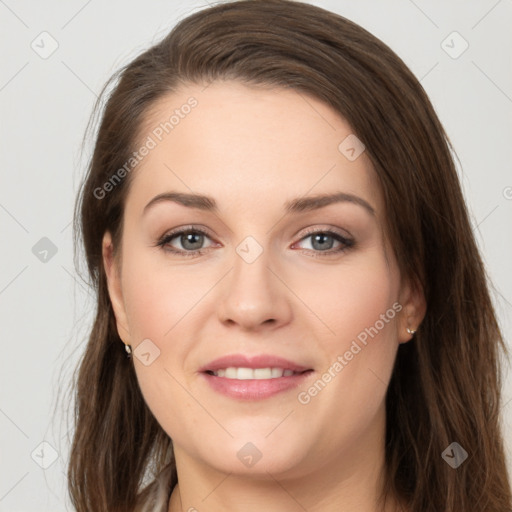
<box><xmin>155</xmin><ymin>225</ymin><xmax>355</xmax><ymax>258</ymax></box>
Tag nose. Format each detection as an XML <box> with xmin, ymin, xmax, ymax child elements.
<box><xmin>216</xmin><ymin>243</ymin><xmax>293</xmax><ymax>332</ymax></box>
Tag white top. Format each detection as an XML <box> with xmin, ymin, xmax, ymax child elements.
<box><xmin>137</xmin><ymin>464</ymin><xmax>174</xmax><ymax>512</ymax></box>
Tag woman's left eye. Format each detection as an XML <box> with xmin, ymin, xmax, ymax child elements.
<box><xmin>156</xmin><ymin>227</ymin><xmax>354</xmax><ymax>258</ymax></box>
<box><xmin>293</xmin><ymin>230</ymin><xmax>354</xmax><ymax>256</ymax></box>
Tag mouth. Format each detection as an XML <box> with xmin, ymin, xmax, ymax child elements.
<box><xmin>199</xmin><ymin>354</ymin><xmax>314</xmax><ymax>400</ymax></box>
<box><xmin>204</xmin><ymin>367</ymin><xmax>311</xmax><ymax>379</ymax></box>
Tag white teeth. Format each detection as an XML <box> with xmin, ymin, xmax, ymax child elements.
<box><xmin>254</xmin><ymin>368</ymin><xmax>271</xmax><ymax>379</ymax></box>
<box><xmin>211</xmin><ymin>367</ymin><xmax>298</xmax><ymax>379</ymax></box>
<box><xmin>225</xmin><ymin>367</ymin><xmax>238</xmax><ymax>379</ymax></box>
<box><xmin>271</xmin><ymin>367</ymin><xmax>283</xmax><ymax>378</ymax></box>
<box><xmin>237</xmin><ymin>367</ymin><xmax>254</xmax><ymax>380</ymax></box>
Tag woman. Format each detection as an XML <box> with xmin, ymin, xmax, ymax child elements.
<box><xmin>68</xmin><ymin>1</ymin><xmax>512</xmax><ymax>511</ymax></box>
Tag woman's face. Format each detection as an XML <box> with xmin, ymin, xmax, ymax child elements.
<box><xmin>103</xmin><ymin>81</ymin><xmax>423</xmax><ymax>481</ymax></box>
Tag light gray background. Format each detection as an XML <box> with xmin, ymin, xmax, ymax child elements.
<box><xmin>1</xmin><ymin>0</ymin><xmax>511</xmax><ymax>510</ymax></box>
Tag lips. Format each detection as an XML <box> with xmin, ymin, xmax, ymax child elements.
<box><xmin>199</xmin><ymin>354</ymin><xmax>312</xmax><ymax>374</ymax></box>
<box><xmin>209</xmin><ymin>367</ymin><xmax>297</xmax><ymax>379</ymax></box>
<box><xmin>198</xmin><ymin>354</ymin><xmax>314</xmax><ymax>400</ymax></box>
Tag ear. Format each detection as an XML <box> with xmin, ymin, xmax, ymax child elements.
<box><xmin>396</xmin><ymin>275</ymin><xmax>426</xmax><ymax>344</ymax></box>
<box><xmin>102</xmin><ymin>231</ymin><xmax>131</xmax><ymax>345</ymax></box>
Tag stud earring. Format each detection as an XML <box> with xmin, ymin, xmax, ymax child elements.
<box><xmin>124</xmin><ymin>343</ymin><xmax>132</xmax><ymax>357</ymax></box>
<box><xmin>406</xmin><ymin>327</ymin><xmax>417</xmax><ymax>336</ymax></box>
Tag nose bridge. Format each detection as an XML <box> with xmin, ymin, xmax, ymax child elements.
<box><xmin>216</xmin><ymin>234</ymin><xmax>292</xmax><ymax>329</ymax></box>
<box><xmin>233</xmin><ymin>235</ymin><xmax>271</xmax><ymax>292</ymax></box>
<box><xmin>231</xmin><ymin>234</ymin><xmax>275</xmax><ymax>305</ymax></box>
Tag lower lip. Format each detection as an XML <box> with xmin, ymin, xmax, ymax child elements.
<box><xmin>200</xmin><ymin>371</ymin><xmax>314</xmax><ymax>400</ymax></box>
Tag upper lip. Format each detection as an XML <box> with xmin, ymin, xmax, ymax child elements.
<box><xmin>199</xmin><ymin>354</ymin><xmax>312</xmax><ymax>373</ymax></box>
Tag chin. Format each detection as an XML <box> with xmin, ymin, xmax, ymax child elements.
<box><xmin>201</xmin><ymin>435</ymin><xmax>310</xmax><ymax>478</ymax></box>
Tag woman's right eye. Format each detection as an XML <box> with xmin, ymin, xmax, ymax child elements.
<box><xmin>156</xmin><ymin>228</ymin><xmax>215</xmax><ymax>257</ymax></box>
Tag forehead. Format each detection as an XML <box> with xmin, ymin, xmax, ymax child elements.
<box><xmin>126</xmin><ymin>81</ymin><xmax>382</xmax><ymax>218</ymax></box>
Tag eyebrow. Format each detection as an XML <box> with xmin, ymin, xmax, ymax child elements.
<box><xmin>143</xmin><ymin>191</ymin><xmax>375</xmax><ymax>216</ymax></box>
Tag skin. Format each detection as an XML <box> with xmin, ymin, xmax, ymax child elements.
<box><xmin>102</xmin><ymin>81</ymin><xmax>425</xmax><ymax>512</ymax></box>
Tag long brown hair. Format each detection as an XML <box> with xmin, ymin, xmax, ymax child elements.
<box><xmin>69</xmin><ymin>1</ymin><xmax>512</xmax><ymax>510</ymax></box>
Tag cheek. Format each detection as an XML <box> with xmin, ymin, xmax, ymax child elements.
<box><xmin>120</xmin><ymin>249</ymin><xmax>206</xmax><ymax>345</ymax></box>
<box><xmin>298</xmin><ymin>252</ymin><xmax>398</xmax><ymax>349</ymax></box>
<box><xmin>307</xmin><ymin>255</ymin><xmax>400</xmax><ymax>424</ymax></box>
<box><xmin>296</xmin><ymin>251</ymin><xmax>400</xmax><ymax>411</ymax></box>
<box><xmin>119</xmin><ymin>251</ymin><xmax>205</xmax><ymax>437</ymax></box>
